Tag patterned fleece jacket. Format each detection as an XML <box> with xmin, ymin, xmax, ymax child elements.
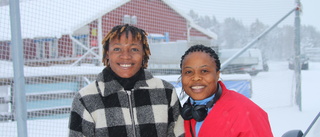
<box><xmin>68</xmin><ymin>69</ymin><xmax>184</xmax><ymax>137</ymax></box>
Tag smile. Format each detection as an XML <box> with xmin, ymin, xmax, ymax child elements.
<box><xmin>191</xmin><ymin>86</ymin><xmax>205</xmax><ymax>89</ymax></box>
<box><xmin>119</xmin><ymin>63</ymin><xmax>133</xmax><ymax>68</ymax></box>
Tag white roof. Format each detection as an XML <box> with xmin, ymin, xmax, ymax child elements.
<box><xmin>0</xmin><ymin>60</ymin><xmax>104</xmax><ymax>79</ymax></box>
<box><xmin>0</xmin><ymin>0</ymin><xmax>217</xmax><ymax>41</ymax></box>
<box><xmin>0</xmin><ymin>0</ymin><xmax>129</xmax><ymax>41</ymax></box>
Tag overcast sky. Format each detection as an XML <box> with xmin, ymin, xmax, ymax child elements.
<box><xmin>172</xmin><ymin>0</ymin><xmax>319</xmax><ymax>30</ymax></box>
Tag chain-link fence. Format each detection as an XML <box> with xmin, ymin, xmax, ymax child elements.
<box><xmin>1</xmin><ymin>0</ymin><xmax>319</xmax><ymax>136</ymax></box>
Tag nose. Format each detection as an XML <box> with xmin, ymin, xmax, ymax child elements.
<box><xmin>120</xmin><ymin>50</ymin><xmax>132</xmax><ymax>59</ymax></box>
<box><xmin>192</xmin><ymin>75</ymin><xmax>202</xmax><ymax>81</ymax></box>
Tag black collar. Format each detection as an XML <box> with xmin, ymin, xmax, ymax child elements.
<box><xmin>103</xmin><ymin>67</ymin><xmax>145</xmax><ymax>90</ymax></box>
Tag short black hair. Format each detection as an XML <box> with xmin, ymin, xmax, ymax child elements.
<box><xmin>101</xmin><ymin>24</ymin><xmax>151</xmax><ymax>68</ymax></box>
<box><xmin>180</xmin><ymin>44</ymin><xmax>220</xmax><ymax>71</ymax></box>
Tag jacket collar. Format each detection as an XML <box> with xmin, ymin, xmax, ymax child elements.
<box><xmin>96</xmin><ymin>68</ymin><xmax>154</xmax><ymax>97</ymax></box>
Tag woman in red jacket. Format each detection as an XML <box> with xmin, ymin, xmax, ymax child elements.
<box><xmin>179</xmin><ymin>44</ymin><xmax>273</xmax><ymax>137</ymax></box>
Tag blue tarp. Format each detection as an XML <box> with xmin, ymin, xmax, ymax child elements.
<box><xmin>223</xmin><ymin>80</ymin><xmax>251</xmax><ymax>98</ymax></box>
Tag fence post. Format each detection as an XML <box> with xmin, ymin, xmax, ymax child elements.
<box><xmin>9</xmin><ymin>0</ymin><xmax>28</xmax><ymax>136</ymax></box>
<box><xmin>294</xmin><ymin>0</ymin><xmax>302</xmax><ymax>111</ymax></box>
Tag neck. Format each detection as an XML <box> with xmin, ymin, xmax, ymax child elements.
<box><xmin>111</xmin><ymin>68</ymin><xmax>144</xmax><ymax>90</ymax></box>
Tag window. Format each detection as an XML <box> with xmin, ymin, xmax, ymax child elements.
<box><xmin>123</xmin><ymin>15</ymin><xmax>131</xmax><ymax>24</ymax></box>
<box><xmin>123</xmin><ymin>15</ymin><xmax>137</xmax><ymax>25</ymax></box>
<box><xmin>34</xmin><ymin>38</ymin><xmax>58</xmax><ymax>59</ymax></box>
<box><xmin>131</xmin><ymin>16</ymin><xmax>137</xmax><ymax>25</ymax></box>
<box><xmin>72</xmin><ymin>34</ymin><xmax>89</xmax><ymax>57</ymax></box>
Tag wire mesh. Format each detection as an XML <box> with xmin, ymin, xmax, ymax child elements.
<box><xmin>1</xmin><ymin>0</ymin><xmax>319</xmax><ymax>136</ymax></box>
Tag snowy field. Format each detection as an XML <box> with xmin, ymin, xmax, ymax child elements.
<box><xmin>1</xmin><ymin>61</ymin><xmax>320</xmax><ymax>137</ymax></box>
<box><xmin>252</xmin><ymin>61</ymin><xmax>320</xmax><ymax>137</ymax></box>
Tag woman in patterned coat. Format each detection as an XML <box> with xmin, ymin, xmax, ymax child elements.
<box><xmin>68</xmin><ymin>24</ymin><xmax>184</xmax><ymax>137</ymax></box>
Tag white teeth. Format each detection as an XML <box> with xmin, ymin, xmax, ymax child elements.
<box><xmin>191</xmin><ymin>86</ymin><xmax>204</xmax><ymax>89</ymax></box>
<box><xmin>120</xmin><ymin>64</ymin><xmax>131</xmax><ymax>67</ymax></box>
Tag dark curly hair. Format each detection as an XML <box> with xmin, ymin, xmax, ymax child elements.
<box><xmin>180</xmin><ymin>44</ymin><xmax>221</xmax><ymax>71</ymax></box>
<box><xmin>101</xmin><ymin>24</ymin><xmax>151</xmax><ymax>68</ymax></box>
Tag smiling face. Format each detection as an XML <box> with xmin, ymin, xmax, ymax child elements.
<box><xmin>106</xmin><ymin>32</ymin><xmax>144</xmax><ymax>78</ymax></box>
<box><xmin>181</xmin><ymin>52</ymin><xmax>220</xmax><ymax>100</ymax></box>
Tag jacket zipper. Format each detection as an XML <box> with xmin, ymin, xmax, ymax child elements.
<box><xmin>126</xmin><ymin>89</ymin><xmax>136</xmax><ymax>137</ymax></box>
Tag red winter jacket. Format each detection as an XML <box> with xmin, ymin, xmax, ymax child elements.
<box><xmin>184</xmin><ymin>81</ymin><xmax>273</xmax><ymax>137</ymax></box>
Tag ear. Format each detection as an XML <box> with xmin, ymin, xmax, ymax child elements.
<box><xmin>216</xmin><ymin>71</ymin><xmax>221</xmax><ymax>81</ymax></box>
<box><xmin>105</xmin><ymin>50</ymin><xmax>109</xmax><ymax>59</ymax></box>
<box><xmin>104</xmin><ymin>50</ymin><xmax>110</xmax><ymax>66</ymax></box>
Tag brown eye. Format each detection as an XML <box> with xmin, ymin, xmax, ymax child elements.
<box><xmin>202</xmin><ymin>70</ymin><xmax>209</xmax><ymax>73</ymax></box>
<box><xmin>184</xmin><ymin>70</ymin><xmax>192</xmax><ymax>75</ymax></box>
<box><xmin>113</xmin><ymin>48</ymin><xmax>120</xmax><ymax>51</ymax></box>
<box><xmin>131</xmin><ymin>48</ymin><xmax>139</xmax><ymax>52</ymax></box>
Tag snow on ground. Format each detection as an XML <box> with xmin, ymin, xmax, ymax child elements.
<box><xmin>0</xmin><ymin>61</ymin><xmax>319</xmax><ymax>137</ymax></box>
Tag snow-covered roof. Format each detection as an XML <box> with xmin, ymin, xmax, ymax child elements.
<box><xmin>0</xmin><ymin>0</ymin><xmax>217</xmax><ymax>41</ymax></box>
<box><xmin>0</xmin><ymin>60</ymin><xmax>104</xmax><ymax>79</ymax></box>
<box><xmin>0</xmin><ymin>0</ymin><xmax>129</xmax><ymax>41</ymax></box>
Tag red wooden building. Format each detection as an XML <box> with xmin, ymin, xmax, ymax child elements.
<box><xmin>0</xmin><ymin>0</ymin><xmax>217</xmax><ymax>65</ymax></box>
